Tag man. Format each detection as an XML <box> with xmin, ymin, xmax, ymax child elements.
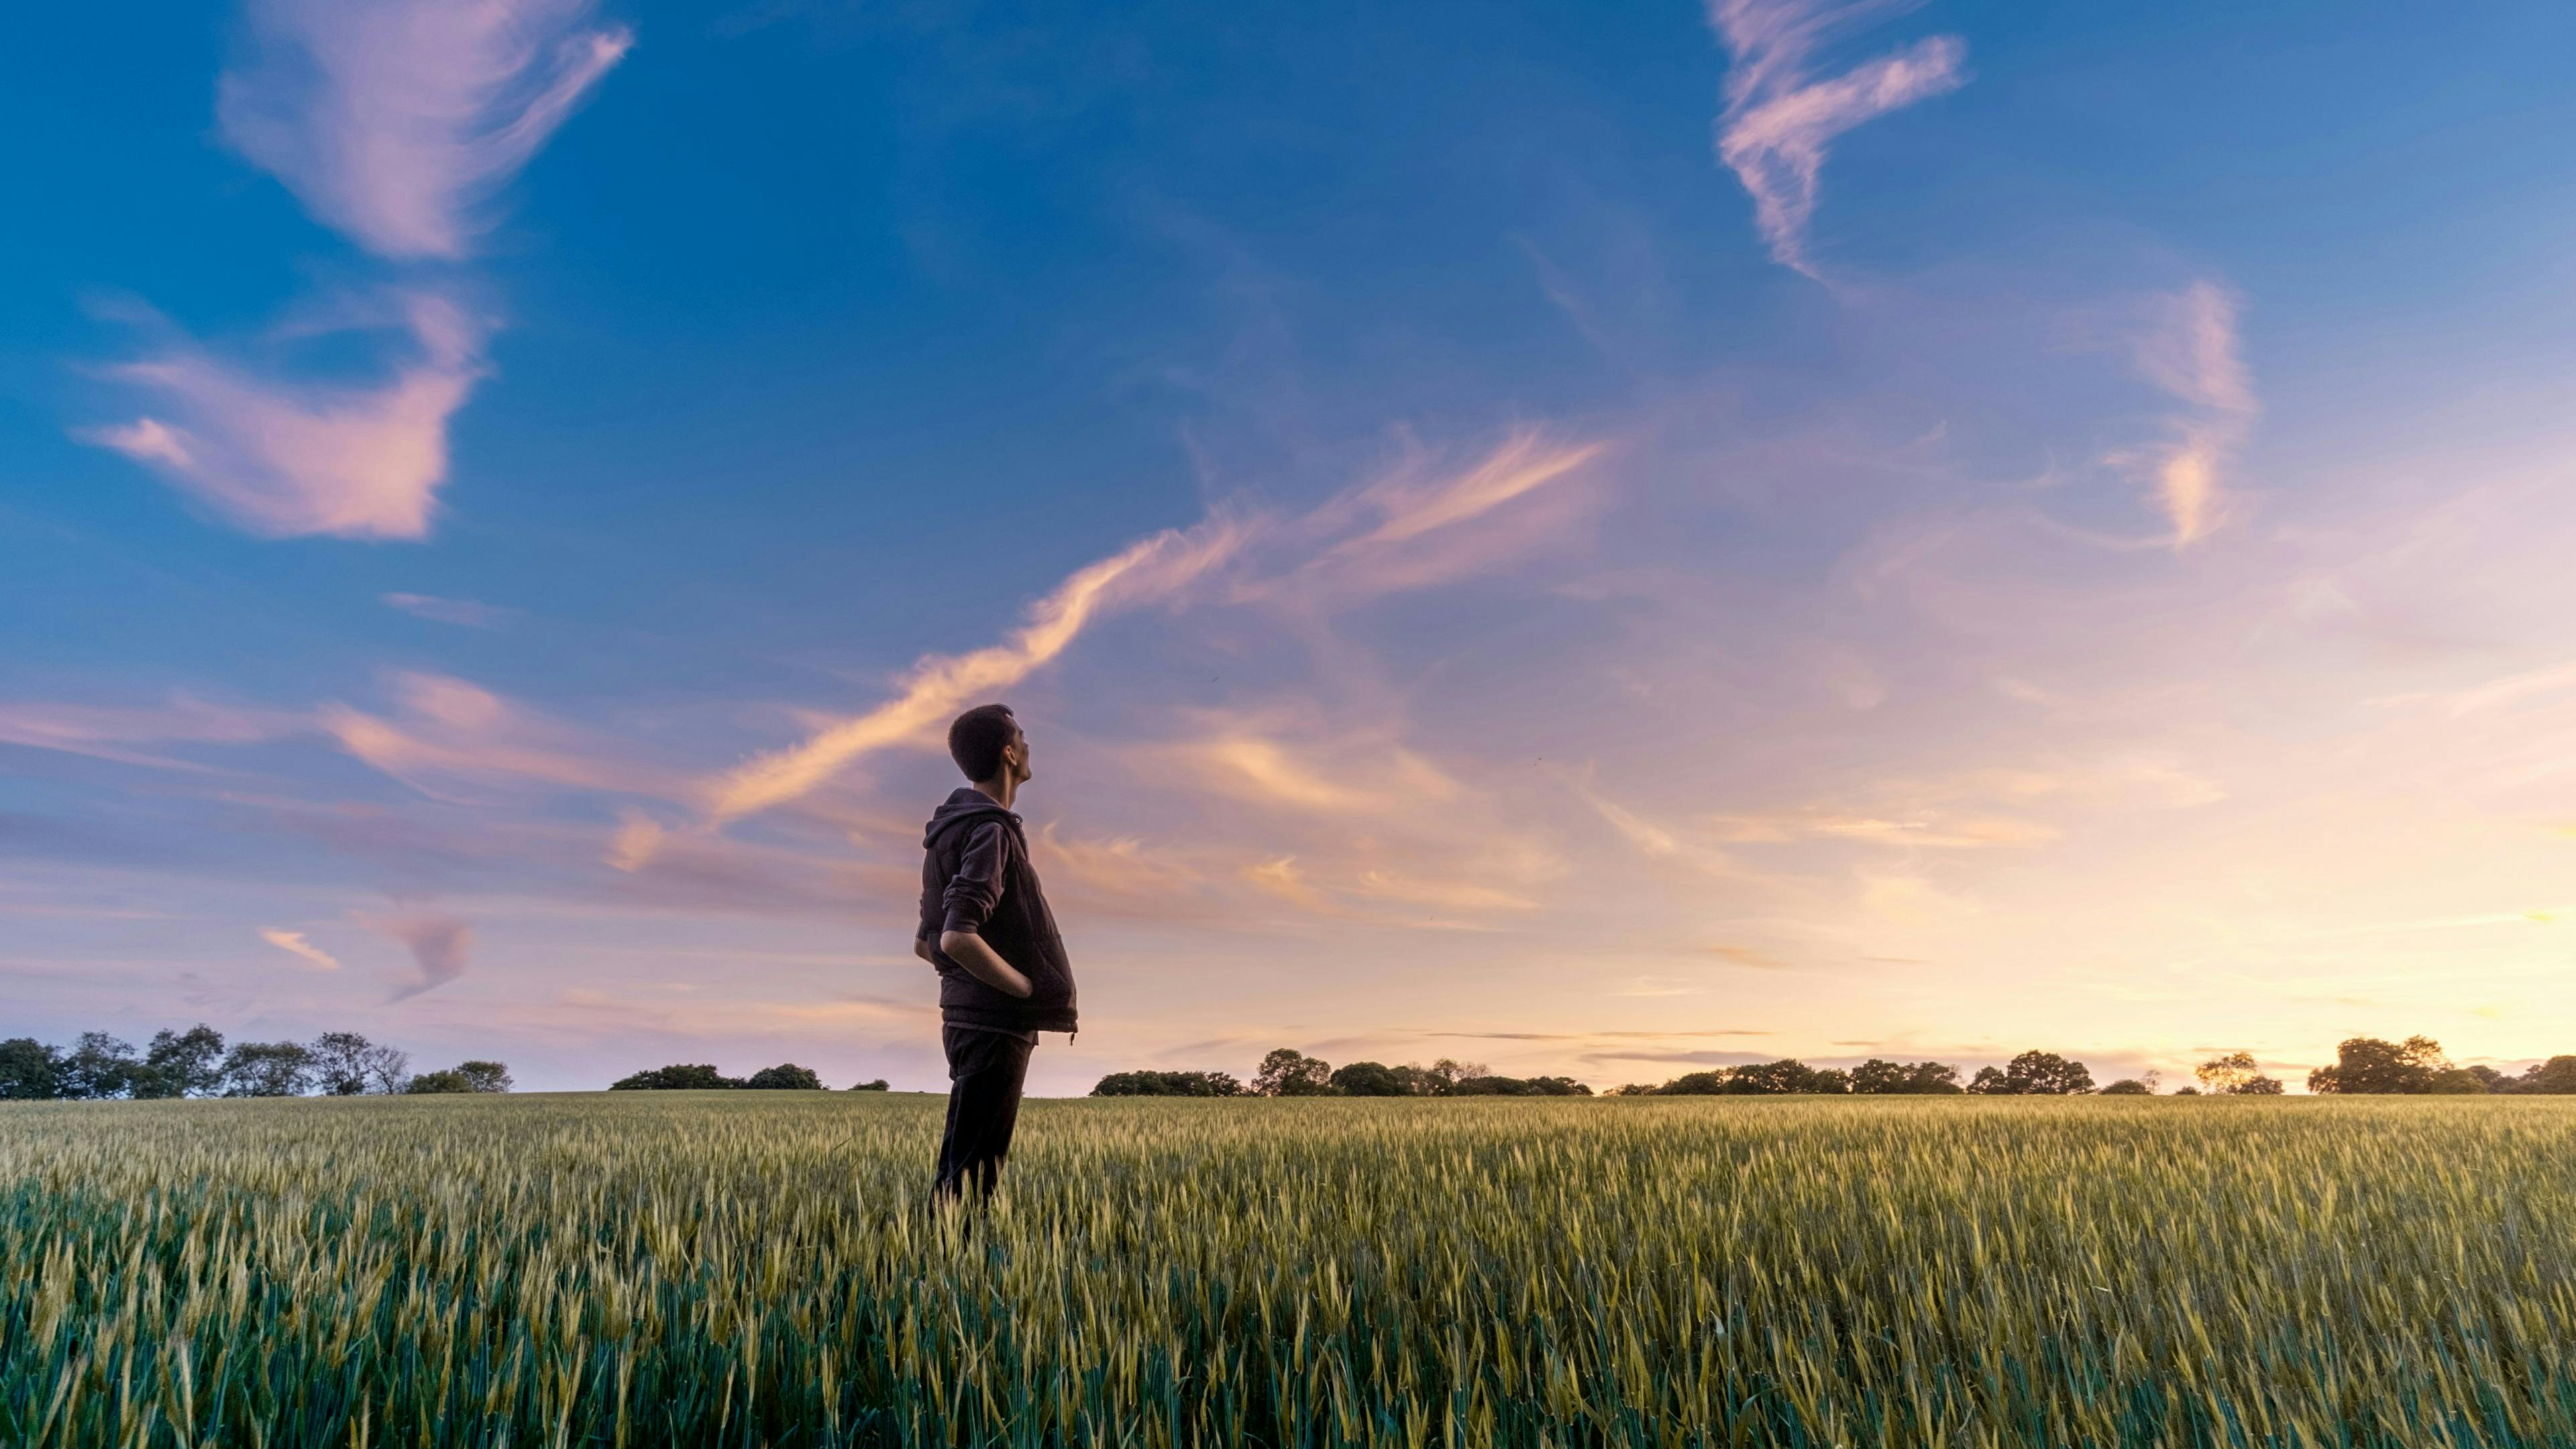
<box><xmin>916</xmin><ymin>702</ymin><xmax>1078</xmax><ymax>1202</ymax></box>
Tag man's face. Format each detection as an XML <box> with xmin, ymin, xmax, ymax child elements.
<box><xmin>1007</xmin><ymin>725</ymin><xmax>1032</xmax><ymax>784</ymax></box>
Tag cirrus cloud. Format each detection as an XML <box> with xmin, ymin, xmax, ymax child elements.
<box><xmin>84</xmin><ymin>292</ymin><xmax>486</xmax><ymax>541</ymax></box>
<box><xmin>1707</xmin><ymin>0</ymin><xmax>1967</xmax><ymax>276</ymax></box>
<box><xmin>258</xmin><ymin>927</ymin><xmax>342</xmax><ymax>971</ymax></box>
<box><xmin>221</xmin><ymin>0</ymin><xmax>633</xmax><ymax>260</ymax></box>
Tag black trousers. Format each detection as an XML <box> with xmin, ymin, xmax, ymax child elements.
<box><xmin>934</xmin><ymin>1024</ymin><xmax>1034</xmax><ymax>1202</ymax></box>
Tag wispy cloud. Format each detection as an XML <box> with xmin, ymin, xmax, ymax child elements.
<box><xmin>1707</xmin><ymin>0</ymin><xmax>1966</xmax><ymax>276</ymax></box>
<box><xmin>1169</xmin><ymin>729</ymin><xmax>1463</xmax><ymax>816</ymax></box>
<box><xmin>259</xmin><ymin>926</ymin><xmax>341</xmax><ymax>971</ymax></box>
<box><xmin>1263</xmin><ymin>429</ymin><xmax>1607</xmax><ymax>606</ymax></box>
<box><xmin>85</xmin><ymin>0</ymin><xmax>625</xmax><ymax>540</ymax></box>
<box><xmin>221</xmin><ymin>0</ymin><xmax>632</xmax><ymax>260</ymax></box>
<box><xmin>606</xmin><ymin>810</ymin><xmax>665</xmax><ymax>872</ymax></box>
<box><xmin>684</xmin><ymin>427</ymin><xmax>1598</xmax><ymax>839</ymax></box>
<box><xmin>384</xmin><ymin>592</ymin><xmax>519</xmax><ymax>628</ymax></box>
<box><xmin>704</xmin><ymin>521</ymin><xmax>1246</xmax><ymax>825</ymax></box>
<box><xmin>372</xmin><ymin>910</ymin><xmax>473</xmax><ymax>999</ymax></box>
<box><xmin>0</xmin><ymin>696</ymin><xmax>295</xmax><ymax>771</ymax></box>
<box><xmin>323</xmin><ymin>670</ymin><xmax>674</xmax><ymax>801</ymax></box>
<box><xmin>84</xmin><ymin>294</ymin><xmax>486</xmax><ymax>540</ymax></box>
<box><xmin>2129</xmin><ymin>280</ymin><xmax>2257</xmax><ymax>545</ymax></box>
<box><xmin>1341</xmin><ymin>431</ymin><xmax>1605</xmax><ymax>549</ymax></box>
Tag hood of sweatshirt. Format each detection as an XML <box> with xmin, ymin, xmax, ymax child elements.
<box><xmin>923</xmin><ymin>786</ymin><xmax>1020</xmax><ymax>850</ymax></box>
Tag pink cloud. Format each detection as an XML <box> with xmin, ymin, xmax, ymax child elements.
<box><xmin>321</xmin><ymin>670</ymin><xmax>678</xmax><ymax>801</ymax></box>
<box><xmin>259</xmin><ymin>927</ymin><xmax>342</xmax><ymax>971</ymax></box>
<box><xmin>372</xmin><ymin>910</ymin><xmax>473</xmax><ymax>999</ymax></box>
<box><xmin>0</xmin><ymin>695</ymin><xmax>299</xmax><ymax>771</ymax></box>
<box><xmin>1708</xmin><ymin>0</ymin><xmax>1967</xmax><ymax>276</ymax></box>
<box><xmin>221</xmin><ymin>0</ymin><xmax>631</xmax><ymax>260</ymax></box>
<box><xmin>84</xmin><ymin>294</ymin><xmax>486</xmax><ymax>541</ymax></box>
<box><xmin>2129</xmin><ymin>281</ymin><xmax>2257</xmax><ymax>545</ymax></box>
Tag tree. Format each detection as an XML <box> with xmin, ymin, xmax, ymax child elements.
<box><xmin>1980</xmin><ymin>1051</ymin><xmax>2093</xmax><ymax>1095</ymax></box>
<box><xmin>1424</xmin><ymin>1058</ymin><xmax>1489</xmax><ymax>1094</ymax></box>
<box><xmin>1328</xmin><ymin>1061</ymin><xmax>1415</xmax><ymax>1097</ymax></box>
<box><xmin>361</xmin><ymin>1042</ymin><xmax>414</xmax><ymax>1093</ymax></box>
<box><xmin>0</xmin><ymin>1038</ymin><xmax>64</xmax><ymax>1100</ymax></box>
<box><xmin>1252</xmin><ymin>1048</ymin><xmax>1333</xmax><ymax>1097</ymax></box>
<box><xmin>1851</xmin><ymin>1059</ymin><xmax>1963</xmax><ymax>1095</ymax></box>
<box><xmin>308</xmin><ymin>1032</ymin><xmax>380</xmax><ymax>1095</ymax></box>
<box><xmin>60</xmin><ymin>1032</ymin><xmax>140</xmax><ymax>1099</ymax></box>
<box><xmin>2307</xmin><ymin>1036</ymin><xmax>2447</xmax><ymax>1094</ymax></box>
<box><xmin>848</xmin><ymin>1078</ymin><xmax>890</xmax><ymax>1091</ymax></box>
<box><xmin>2195</xmin><ymin>1051</ymin><xmax>2259</xmax><ymax>1094</ymax></box>
<box><xmin>1966</xmin><ymin>1066</ymin><xmax>2008</xmax><ymax>1094</ymax></box>
<box><xmin>610</xmin><ymin>1063</ymin><xmax>738</xmax><ymax>1090</ymax></box>
<box><xmin>133</xmin><ymin>1025</ymin><xmax>226</xmax><ymax>1099</ymax></box>
<box><xmin>1444</xmin><ymin>1075</ymin><xmax>1591</xmax><ymax>1096</ymax></box>
<box><xmin>1657</xmin><ymin>1070</ymin><xmax>1733</xmax><ymax>1095</ymax></box>
<box><xmin>221</xmin><ymin>1040</ymin><xmax>315</xmax><ymax>1097</ymax></box>
<box><xmin>2520</xmin><ymin>1057</ymin><xmax>2576</xmax><ymax>1094</ymax></box>
<box><xmin>1723</xmin><ymin>1059</ymin><xmax>1850</xmax><ymax>1095</ymax></box>
<box><xmin>409</xmin><ymin>1060</ymin><xmax>511</xmax><ymax>1094</ymax></box>
<box><xmin>745</xmin><ymin>1063</ymin><xmax>825</xmax><ymax>1089</ymax></box>
<box><xmin>2194</xmin><ymin>1051</ymin><xmax>2284</xmax><ymax>1095</ymax></box>
<box><xmin>1091</xmin><ymin>1070</ymin><xmax>1246</xmax><ymax>1097</ymax></box>
<box><xmin>2428</xmin><ymin>1067</ymin><xmax>2488</xmax><ymax>1094</ymax></box>
<box><xmin>2099</xmin><ymin>1079</ymin><xmax>2153</xmax><ymax>1095</ymax></box>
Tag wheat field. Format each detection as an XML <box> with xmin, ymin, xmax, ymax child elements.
<box><xmin>5</xmin><ymin>1092</ymin><xmax>2573</xmax><ymax>1448</ymax></box>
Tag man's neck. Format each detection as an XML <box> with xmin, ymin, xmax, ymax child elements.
<box><xmin>972</xmin><ymin>777</ymin><xmax>1017</xmax><ymax>810</ymax></box>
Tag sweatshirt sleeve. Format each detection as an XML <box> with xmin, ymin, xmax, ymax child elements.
<box><xmin>941</xmin><ymin>821</ymin><xmax>1014</xmax><ymax>936</ymax></box>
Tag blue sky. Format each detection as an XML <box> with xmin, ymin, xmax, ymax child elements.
<box><xmin>7</xmin><ymin>0</ymin><xmax>2576</xmax><ymax>1093</ymax></box>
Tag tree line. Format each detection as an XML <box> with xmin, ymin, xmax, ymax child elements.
<box><xmin>610</xmin><ymin>1062</ymin><xmax>890</xmax><ymax>1091</ymax></box>
<box><xmin>1095</xmin><ymin>1049</ymin><xmax>1593</xmax><ymax>1097</ymax></box>
<box><xmin>2305</xmin><ymin>1036</ymin><xmax>2576</xmax><ymax>1094</ymax></box>
<box><xmin>0</xmin><ymin>1024</ymin><xmax>508</xmax><ymax>1099</ymax></box>
<box><xmin>1090</xmin><ymin>1037</ymin><xmax>2576</xmax><ymax>1101</ymax></box>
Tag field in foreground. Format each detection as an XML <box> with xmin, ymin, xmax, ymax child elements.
<box><xmin>5</xmin><ymin>1095</ymin><xmax>2574</xmax><ymax>1448</ymax></box>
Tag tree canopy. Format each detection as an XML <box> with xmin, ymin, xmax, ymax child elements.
<box><xmin>1092</xmin><ymin>1070</ymin><xmax>1245</xmax><ymax>1097</ymax></box>
<box><xmin>0</xmin><ymin>1025</ymin><xmax>510</xmax><ymax>1100</ymax></box>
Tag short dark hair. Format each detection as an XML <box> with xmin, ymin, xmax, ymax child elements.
<box><xmin>947</xmin><ymin>704</ymin><xmax>1019</xmax><ymax>782</ymax></box>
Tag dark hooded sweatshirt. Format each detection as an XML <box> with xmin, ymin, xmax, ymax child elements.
<box><xmin>919</xmin><ymin>788</ymin><xmax>1078</xmax><ymax>1034</ymax></box>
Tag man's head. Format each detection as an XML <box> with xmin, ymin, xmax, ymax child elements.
<box><xmin>948</xmin><ymin>703</ymin><xmax>1030</xmax><ymax>788</ymax></box>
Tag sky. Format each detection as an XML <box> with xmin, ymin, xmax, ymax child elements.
<box><xmin>7</xmin><ymin>0</ymin><xmax>2576</xmax><ymax>1095</ymax></box>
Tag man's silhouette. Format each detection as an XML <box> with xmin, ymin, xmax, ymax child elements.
<box><xmin>916</xmin><ymin>703</ymin><xmax>1077</xmax><ymax>1201</ymax></box>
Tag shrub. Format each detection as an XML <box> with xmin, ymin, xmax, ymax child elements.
<box><xmin>848</xmin><ymin>1079</ymin><xmax>891</xmax><ymax>1091</ymax></box>
<box><xmin>745</xmin><ymin>1063</ymin><xmax>825</xmax><ymax>1090</ymax></box>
